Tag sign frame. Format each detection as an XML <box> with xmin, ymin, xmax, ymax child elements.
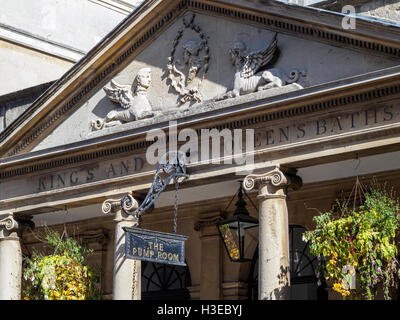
<box><xmin>123</xmin><ymin>227</ymin><xmax>188</xmax><ymax>266</ymax></box>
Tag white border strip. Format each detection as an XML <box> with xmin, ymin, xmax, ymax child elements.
<box><xmin>88</xmin><ymin>0</ymin><xmax>139</xmax><ymax>14</ymax></box>
<box><xmin>0</xmin><ymin>24</ymin><xmax>85</xmax><ymax>62</ymax></box>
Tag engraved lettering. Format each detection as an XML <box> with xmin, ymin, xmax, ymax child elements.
<box><xmin>266</xmin><ymin>129</ymin><xmax>274</xmax><ymax>145</ymax></box>
<box><xmin>120</xmin><ymin>160</ymin><xmax>129</xmax><ymax>175</ymax></box>
<box><xmin>86</xmin><ymin>168</ymin><xmax>94</xmax><ymax>182</ymax></box>
<box><xmin>254</xmin><ymin>132</ymin><xmax>262</xmax><ymax>148</ymax></box>
<box><xmin>316</xmin><ymin>119</ymin><xmax>327</xmax><ymax>135</ymax></box>
<box><xmin>279</xmin><ymin>127</ymin><xmax>289</xmax><ymax>142</ymax></box>
<box><xmin>384</xmin><ymin>106</ymin><xmax>393</xmax><ymax>121</ymax></box>
<box><xmin>39</xmin><ymin>177</ymin><xmax>47</xmax><ymax>192</ymax></box>
<box><xmin>349</xmin><ymin>112</ymin><xmax>359</xmax><ymax>128</ymax></box>
<box><xmin>134</xmin><ymin>158</ymin><xmax>144</xmax><ymax>171</ymax></box>
<box><xmin>70</xmin><ymin>171</ymin><xmax>79</xmax><ymax>185</ymax></box>
<box><xmin>107</xmin><ymin>164</ymin><xmax>117</xmax><ymax>177</ymax></box>
<box><xmin>331</xmin><ymin>116</ymin><xmax>343</xmax><ymax>132</ymax></box>
<box><xmin>296</xmin><ymin>124</ymin><xmax>305</xmax><ymax>139</ymax></box>
<box><xmin>57</xmin><ymin>174</ymin><xmax>66</xmax><ymax>188</ymax></box>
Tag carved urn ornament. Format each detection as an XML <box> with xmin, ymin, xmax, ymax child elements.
<box><xmin>167</xmin><ymin>13</ymin><xmax>210</xmax><ymax>104</ymax></box>
<box><xmin>91</xmin><ymin>67</ymin><xmax>155</xmax><ymax>130</ymax></box>
<box><xmin>217</xmin><ymin>33</ymin><xmax>306</xmax><ymax>100</ymax></box>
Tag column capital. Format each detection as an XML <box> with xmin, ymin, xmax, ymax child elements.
<box><xmin>0</xmin><ymin>213</ymin><xmax>19</xmax><ymax>240</ymax></box>
<box><xmin>102</xmin><ymin>192</ymin><xmax>139</xmax><ymax>224</ymax></box>
<box><xmin>0</xmin><ymin>213</ymin><xmax>34</xmax><ymax>240</ymax></box>
<box><xmin>243</xmin><ymin>165</ymin><xmax>302</xmax><ymax>199</ymax></box>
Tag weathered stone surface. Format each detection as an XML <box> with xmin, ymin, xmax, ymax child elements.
<box><xmin>244</xmin><ymin>166</ymin><xmax>302</xmax><ymax>300</ymax></box>
<box><xmin>103</xmin><ymin>196</ymin><xmax>141</xmax><ymax>300</ymax></box>
<box><xmin>0</xmin><ymin>213</ymin><xmax>22</xmax><ymax>300</ymax></box>
<box><xmin>358</xmin><ymin>0</ymin><xmax>400</xmax><ymax>23</ymax></box>
<box><xmin>314</xmin><ymin>0</ymin><xmax>400</xmax><ymax>23</ymax></box>
<box><xmin>0</xmin><ymin>82</ymin><xmax>53</xmax><ymax>133</ymax></box>
<box><xmin>27</xmin><ymin>10</ymin><xmax>399</xmax><ymax>152</ymax></box>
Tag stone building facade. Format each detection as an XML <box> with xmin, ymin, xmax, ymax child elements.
<box><xmin>314</xmin><ymin>0</ymin><xmax>400</xmax><ymax>23</ymax></box>
<box><xmin>1</xmin><ymin>0</ymin><xmax>400</xmax><ymax>300</ymax></box>
<box><xmin>0</xmin><ymin>0</ymin><xmax>141</xmax><ymax>96</ymax></box>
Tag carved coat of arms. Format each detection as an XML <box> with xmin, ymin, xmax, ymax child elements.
<box><xmin>167</xmin><ymin>14</ymin><xmax>210</xmax><ymax>104</ymax></box>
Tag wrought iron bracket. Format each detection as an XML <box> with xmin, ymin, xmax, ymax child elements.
<box><xmin>121</xmin><ymin>151</ymin><xmax>189</xmax><ymax>218</ymax></box>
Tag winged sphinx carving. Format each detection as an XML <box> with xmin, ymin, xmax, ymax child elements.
<box><xmin>91</xmin><ymin>68</ymin><xmax>155</xmax><ymax>130</ymax></box>
<box><xmin>216</xmin><ymin>33</ymin><xmax>305</xmax><ymax>100</ymax></box>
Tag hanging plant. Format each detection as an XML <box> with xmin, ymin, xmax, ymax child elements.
<box><xmin>23</xmin><ymin>230</ymin><xmax>100</xmax><ymax>300</ymax></box>
<box><xmin>303</xmin><ymin>180</ymin><xmax>400</xmax><ymax>300</ymax></box>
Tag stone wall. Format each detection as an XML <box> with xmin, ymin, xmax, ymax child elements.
<box><xmin>0</xmin><ymin>0</ymin><xmax>142</xmax><ymax>96</ymax></box>
<box><xmin>356</xmin><ymin>0</ymin><xmax>400</xmax><ymax>22</ymax></box>
<box><xmin>313</xmin><ymin>0</ymin><xmax>400</xmax><ymax>23</ymax></box>
<box><xmin>0</xmin><ymin>82</ymin><xmax>53</xmax><ymax>133</ymax></box>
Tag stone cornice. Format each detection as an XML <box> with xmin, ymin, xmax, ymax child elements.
<box><xmin>2</xmin><ymin>0</ymin><xmax>400</xmax><ymax>159</ymax></box>
<box><xmin>0</xmin><ymin>23</ymin><xmax>85</xmax><ymax>62</ymax></box>
<box><xmin>1</xmin><ymin>65</ymin><xmax>400</xmax><ymax>180</ymax></box>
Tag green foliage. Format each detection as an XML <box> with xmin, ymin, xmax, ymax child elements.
<box><xmin>303</xmin><ymin>184</ymin><xmax>400</xmax><ymax>300</ymax></box>
<box><xmin>23</xmin><ymin>230</ymin><xmax>100</xmax><ymax>300</ymax></box>
<box><xmin>44</xmin><ymin>230</ymin><xmax>92</xmax><ymax>264</ymax></box>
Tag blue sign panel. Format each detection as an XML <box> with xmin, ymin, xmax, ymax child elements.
<box><xmin>124</xmin><ymin>227</ymin><xmax>188</xmax><ymax>266</ymax></box>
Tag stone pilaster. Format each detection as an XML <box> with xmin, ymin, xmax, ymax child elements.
<box><xmin>102</xmin><ymin>193</ymin><xmax>141</xmax><ymax>300</ymax></box>
<box><xmin>194</xmin><ymin>211</ymin><xmax>225</xmax><ymax>300</ymax></box>
<box><xmin>243</xmin><ymin>165</ymin><xmax>302</xmax><ymax>300</ymax></box>
<box><xmin>0</xmin><ymin>213</ymin><xmax>33</xmax><ymax>300</ymax></box>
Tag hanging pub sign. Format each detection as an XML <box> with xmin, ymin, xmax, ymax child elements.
<box><xmin>120</xmin><ymin>151</ymin><xmax>190</xmax><ymax>266</ymax></box>
<box><xmin>124</xmin><ymin>227</ymin><xmax>188</xmax><ymax>266</ymax></box>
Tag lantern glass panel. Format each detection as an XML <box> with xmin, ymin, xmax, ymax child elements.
<box><xmin>218</xmin><ymin>223</ymin><xmax>240</xmax><ymax>261</ymax></box>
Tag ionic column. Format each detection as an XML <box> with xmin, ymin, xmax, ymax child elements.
<box><xmin>0</xmin><ymin>213</ymin><xmax>24</xmax><ymax>300</ymax></box>
<box><xmin>243</xmin><ymin>166</ymin><xmax>302</xmax><ymax>300</ymax></box>
<box><xmin>102</xmin><ymin>194</ymin><xmax>141</xmax><ymax>300</ymax></box>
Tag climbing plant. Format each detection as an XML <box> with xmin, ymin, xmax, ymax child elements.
<box><xmin>23</xmin><ymin>230</ymin><xmax>100</xmax><ymax>300</ymax></box>
<box><xmin>303</xmin><ymin>181</ymin><xmax>400</xmax><ymax>300</ymax></box>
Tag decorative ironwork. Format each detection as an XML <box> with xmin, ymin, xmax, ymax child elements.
<box><xmin>141</xmin><ymin>261</ymin><xmax>191</xmax><ymax>300</ymax></box>
<box><xmin>289</xmin><ymin>225</ymin><xmax>318</xmax><ymax>285</ymax></box>
<box><xmin>120</xmin><ymin>151</ymin><xmax>189</xmax><ymax>267</ymax></box>
<box><xmin>121</xmin><ymin>151</ymin><xmax>189</xmax><ymax>218</ymax></box>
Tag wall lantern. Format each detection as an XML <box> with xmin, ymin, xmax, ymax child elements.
<box><xmin>217</xmin><ymin>183</ymin><xmax>259</xmax><ymax>262</ymax></box>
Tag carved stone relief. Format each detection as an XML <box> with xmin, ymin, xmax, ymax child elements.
<box><xmin>91</xmin><ymin>68</ymin><xmax>156</xmax><ymax>130</ymax></box>
<box><xmin>215</xmin><ymin>33</ymin><xmax>306</xmax><ymax>101</ymax></box>
<box><xmin>89</xmin><ymin>18</ymin><xmax>308</xmax><ymax>132</ymax></box>
<box><xmin>167</xmin><ymin>14</ymin><xmax>210</xmax><ymax>104</ymax></box>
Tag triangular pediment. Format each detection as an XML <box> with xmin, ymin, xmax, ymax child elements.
<box><xmin>2</xmin><ymin>0</ymin><xmax>400</xmax><ymax>160</ymax></box>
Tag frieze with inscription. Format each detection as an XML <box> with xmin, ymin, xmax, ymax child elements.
<box><xmin>252</xmin><ymin>104</ymin><xmax>396</xmax><ymax>149</ymax></box>
<box><xmin>37</xmin><ymin>157</ymin><xmax>145</xmax><ymax>193</ymax></box>
<box><xmin>0</xmin><ymin>155</ymin><xmax>147</xmax><ymax>200</ymax></box>
<box><xmin>1</xmin><ymin>102</ymin><xmax>400</xmax><ymax>201</ymax></box>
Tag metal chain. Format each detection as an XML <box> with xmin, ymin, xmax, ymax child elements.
<box><xmin>173</xmin><ymin>177</ymin><xmax>179</xmax><ymax>234</ymax></box>
<box><xmin>131</xmin><ymin>259</ymin><xmax>136</xmax><ymax>300</ymax></box>
<box><xmin>131</xmin><ymin>217</ymin><xmax>141</xmax><ymax>300</ymax></box>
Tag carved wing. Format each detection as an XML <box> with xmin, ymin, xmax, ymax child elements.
<box><xmin>103</xmin><ymin>80</ymin><xmax>133</xmax><ymax>109</ymax></box>
<box><xmin>241</xmin><ymin>34</ymin><xmax>278</xmax><ymax>78</ymax></box>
